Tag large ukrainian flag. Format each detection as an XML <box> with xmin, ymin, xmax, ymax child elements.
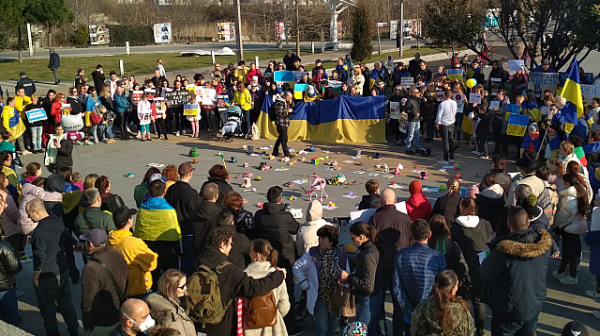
<box><xmin>561</xmin><ymin>59</ymin><xmax>584</xmax><ymax>133</ymax></box>
<box><xmin>257</xmin><ymin>95</ymin><xmax>386</xmax><ymax>143</ymax></box>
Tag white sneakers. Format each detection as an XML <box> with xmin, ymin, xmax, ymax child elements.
<box><xmin>437</xmin><ymin>160</ymin><xmax>449</xmax><ymax>164</ymax></box>
<box><xmin>586</xmin><ymin>290</ymin><xmax>600</xmax><ymax>299</ymax></box>
<box><xmin>553</xmin><ymin>271</ymin><xmax>578</xmax><ymax>285</ymax></box>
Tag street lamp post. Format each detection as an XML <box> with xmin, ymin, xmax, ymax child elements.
<box><xmin>234</xmin><ymin>0</ymin><xmax>244</xmax><ymax>62</ymax></box>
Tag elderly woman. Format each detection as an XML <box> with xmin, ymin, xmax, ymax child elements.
<box><xmin>201</xmin><ymin>164</ymin><xmax>234</xmax><ymax>203</ymax></box>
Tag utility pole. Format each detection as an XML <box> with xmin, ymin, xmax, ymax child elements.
<box><xmin>295</xmin><ymin>0</ymin><xmax>300</xmax><ymax>56</ymax></box>
<box><xmin>399</xmin><ymin>0</ymin><xmax>403</xmax><ymax>58</ymax></box>
<box><xmin>283</xmin><ymin>0</ymin><xmax>289</xmax><ymax>47</ymax></box>
<box><xmin>234</xmin><ymin>0</ymin><xmax>244</xmax><ymax>62</ymax></box>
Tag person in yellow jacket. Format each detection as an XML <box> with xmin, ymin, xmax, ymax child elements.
<box><xmin>14</xmin><ymin>87</ymin><xmax>31</xmax><ymax>119</ymax></box>
<box><xmin>233</xmin><ymin>81</ymin><xmax>253</xmax><ymax>136</ymax></box>
<box><xmin>108</xmin><ymin>206</ymin><xmax>158</xmax><ymax>297</ymax></box>
<box><xmin>234</xmin><ymin>61</ymin><xmax>250</xmax><ymax>85</ymax></box>
<box><xmin>2</xmin><ymin>97</ymin><xmax>30</xmax><ymax>155</ymax></box>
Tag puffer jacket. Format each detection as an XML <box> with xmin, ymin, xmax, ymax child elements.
<box><xmin>481</xmin><ymin>228</ymin><xmax>551</xmax><ymax>321</ymax></box>
<box><xmin>406</xmin><ymin>193</ymin><xmax>432</xmax><ymax>221</ymax></box>
<box><xmin>295</xmin><ymin>200</ymin><xmax>332</xmax><ymax>256</ymax></box>
<box><xmin>0</xmin><ymin>189</ymin><xmax>19</xmax><ymax>239</ymax></box>
<box><xmin>254</xmin><ymin>202</ymin><xmax>299</xmax><ymax>268</ymax></box>
<box><xmin>74</xmin><ymin>207</ymin><xmax>116</xmax><ymax>236</ymax></box>
<box><xmin>349</xmin><ymin>240</ymin><xmax>384</xmax><ymax>297</ymax></box>
<box><xmin>553</xmin><ymin>186</ymin><xmax>580</xmax><ymax>231</ymax></box>
<box><xmin>358</xmin><ymin>194</ymin><xmax>381</xmax><ymax>210</ymax></box>
<box><xmin>411</xmin><ymin>295</ymin><xmax>474</xmax><ymax>336</ymax></box>
<box><xmin>475</xmin><ymin>184</ymin><xmax>506</xmax><ymax>232</ymax></box>
<box><xmin>0</xmin><ymin>238</ymin><xmax>21</xmax><ymax>291</ymax></box>
<box><xmin>146</xmin><ymin>293</ymin><xmax>196</xmax><ymax>336</ymax></box>
<box><xmin>585</xmin><ymin>231</ymin><xmax>600</xmax><ymax>277</ymax></box>
<box><xmin>431</xmin><ymin>192</ymin><xmax>462</xmax><ymax>226</ymax></box>
<box><xmin>392</xmin><ymin>242</ymin><xmax>447</xmax><ymax>318</ymax></box>
<box><xmin>20</xmin><ymin>183</ymin><xmax>63</xmax><ymax>235</ymax></box>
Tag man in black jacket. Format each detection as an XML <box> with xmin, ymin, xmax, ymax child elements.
<box><xmin>91</xmin><ymin>64</ymin><xmax>105</xmax><ymax>92</ymax></box>
<box><xmin>217</xmin><ymin>209</ymin><xmax>251</xmax><ymax>269</ymax></box>
<box><xmin>27</xmin><ymin>199</ymin><xmax>80</xmax><ymax>336</ymax></box>
<box><xmin>48</xmin><ymin>49</ymin><xmax>60</xmax><ymax>85</ymax></box>
<box><xmin>16</xmin><ymin>71</ymin><xmax>36</xmax><ymax>96</ymax></box>
<box><xmin>254</xmin><ymin>186</ymin><xmax>302</xmax><ymax>335</ymax></box>
<box><xmin>405</xmin><ymin>88</ymin><xmax>422</xmax><ymax>155</ymax></box>
<box><xmin>0</xmin><ymin>236</ymin><xmax>22</xmax><ymax>326</ymax></box>
<box><xmin>283</xmin><ymin>50</ymin><xmax>301</xmax><ymax>70</ymax></box>
<box><xmin>416</xmin><ymin>61</ymin><xmax>432</xmax><ymax>83</ymax></box>
<box><xmin>80</xmin><ymin>229</ymin><xmax>128</xmax><ymax>334</ymax></box>
<box><xmin>408</xmin><ymin>52</ymin><xmax>422</xmax><ymax>77</ymax></box>
<box><xmin>481</xmin><ymin>207</ymin><xmax>551</xmax><ymax>336</ymax></box>
<box><xmin>272</xmin><ymin>92</ymin><xmax>293</xmax><ymax>160</ymax></box>
<box><xmin>195</xmin><ymin>227</ymin><xmax>285</xmax><ymax>336</ymax></box>
<box><xmin>193</xmin><ymin>183</ymin><xmax>223</xmax><ymax>253</ymax></box>
<box><xmin>166</xmin><ymin>163</ymin><xmax>201</xmax><ymax>274</ymax></box>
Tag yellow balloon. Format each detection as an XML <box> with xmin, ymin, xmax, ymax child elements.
<box><xmin>467</xmin><ymin>78</ymin><xmax>477</xmax><ymax>88</ymax></box>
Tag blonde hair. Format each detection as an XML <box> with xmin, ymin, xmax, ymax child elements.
<box><xmin>446</xmin><ymin>177</ymin><xmax>460</xmax><ymax>195</ymax></box>
<box><xmin>559</xmin><ymin>141</ymin><xmax>574</xmax><ymax>155</ymax></box>
<box><xmin>83</xmin><ymin>174</ymin><xmax>99</xmax><ymax>190</ymax></box>
<box><xmin>157</xmin><ymin>269</ymin><xmax>186</xmax><ymax>306</ymax></box>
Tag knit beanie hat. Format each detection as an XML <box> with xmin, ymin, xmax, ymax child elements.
<box><xmin>528</xmin><ymin>122</ymin><xmax>539</xmax><ymax>133</ymax></box>
<box><xmin>516</xmin><ymin>193</ymin><xmax>540</xmax><ymax>219</ymax></box>
<box><xmin>409</xmin><ymin>180</ymin><xmax>422</xmax><ymax>194</ymax></box>
<box><xmin>561</xmin><ymin>321</ymin><xmax>589</xmax><ymax>336</ymax></box>
<box><xmin>465</xmin><ymin>185</ymin><xmax>479</xmax><ymax>199</ymax></box>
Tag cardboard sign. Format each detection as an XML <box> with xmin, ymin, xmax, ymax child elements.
<box><xmin>61</xmin><ymin>103</ymin><xmax>71</xmax><ymax>115</ymax></box>
<box><xmin>591</xmin><ymin>207</ymin><xmax>600</xmax><ymax>231</ymax></box>
<box><xmin>390</xmin><ymin>101</ymin><xmax>400</xmax><ymax>119</ymax></box>
<box><xmin>453</xmin><ymin>93</ymin><xmax>465</xmax><ymax>113</ymax></box>
<box><xmin>489</xmin><ymin>101</ymin><xmax>500</xmax><ymax>110</ymax></box>
<box><xmin>508</xmin><ymin>59</ymin><xmax>524</xmax><ymax>73</ymax></box>
<box><xmin>164</xmin><ymin>91</ymin><xmax>189</xmax><ymax>108</ymax></box>
<box><xmin>184</xmin><ymin>103</ymin><xmax>199</xmax><ymax>116</ymax></box>
<box><xmin>399</xmin><ymin>112</ymin><xmax>408</xmax><ymax>133</ymax></box>
<box><xmin>528</xmin><ymin>72</ymin><xmax>559</xmax><ymax>98</ymax></box>
<box><xmin>186</xmin><ymin>85</ymin><xmax>196</xmax><ymax>97</ymax></box>
<box><xmin>132</xmin><ymin>90</ymin><xmax>143</xmax><ymax>103</ymax></box>
<box><xmin>25</xmin><ymin>108</ymin><xmax>47</xmax><ymax>123</ymax></box>
<box><xmin>154</xmin><ymin>97</ymin><xmax>166</xmax><ymax>114</ymax></box>
<box><xmin>401</xmin><ymin>77</ymin><xmax>414</xmax><ymax>89</ymax></box>
<box><xmin>469</xmin><ymin>93</ymin><xmax>482</xmax><ymax>105</ymax></box>
<box><xmin>541</xmin><ymin>105</ymin><xmax>550</xmax><ymax>116</ymax></box>
<box><xmin>506</xmin><ymin>104</ymin><xmax>521</xmax><ymax>113</ymax></box>
<box><xmin>294</xmin><ymin>83</ymin><xmax>308</xmax><ymax>100</ymax></box>
<box><xmin>506</xmin><ymin>113</ymin><xmax>529</xmax><ymax>136</ymax></box>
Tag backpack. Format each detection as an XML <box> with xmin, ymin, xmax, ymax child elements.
<box><xmin>243</xmin><ymin>291</ymin><xmax>277</xmax><ymax>329</ymax></box>
<box><xmin>250</xmin><ymin>123</ymin><xmax>260</xmax><ymax>140</ymax></box>
<box><xmin>186</xmin><ymin>261</ymin><xmax>232</xmax><ymax>327</ymax></box>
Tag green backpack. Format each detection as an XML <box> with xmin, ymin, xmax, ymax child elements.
<box><xmin>186</xmin><ymin>261</ymin><xmax>232</xmax><ymax>327</ymax></box>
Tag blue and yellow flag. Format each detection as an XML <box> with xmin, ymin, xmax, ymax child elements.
<box><xmin>561</xmin><ymin>59</ymin><xmax>584</xmax><ymax>133</ymax></box>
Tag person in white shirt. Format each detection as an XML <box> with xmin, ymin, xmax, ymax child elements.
<box><xmin>137</xmin><ymin>94</ymin><xmax>153</xmax><ymax>142</ymax></box>
<box><xmin>436</xmin><ymin>89</ymin><xmax>458</xmax><ymax>164</ymax></box>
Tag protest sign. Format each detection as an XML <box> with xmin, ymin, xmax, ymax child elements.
<box><xmin>399</xmin><ymin>112</ymin><xmax>408</xmax><ymax>133</ymax></box>
<box><xmin>274</xmin><ymin>71</ymin><xmax>307</xmax><ymax>82</ymax></box>
<box><xmin>154</xmin><ymin>97</ymin><xmax>166</xmax><ymax>114</ymax></box>
<box><xmin>591</xmin><ymin>207</ymin><xmax>600</xmax><ymax>231</ymax></box>
<box><xmin>541</xmin><ymin>105</ymin><xmax>550</xmax><ymax>116</ymax></box>
<box><xmin>506</xmin><ymin>104</ymin><xmax>521</xmax><ymax>113</ymax></box>
<box><xmin>447</xmin><ymin>69</ymin><xmax>463</xmax><ymax>82</ymax></box>
<box><xmin>401</xmin><ymin>77</ymin><xmax>414</xmax><ymax>89</ymax></box>
<box><xmin>528</xmin><ymin>72</ymin><xmax>559</xmax><ymax>98</ymax></box>
<box><xmin>132</xmin><ymin>90</ymin><xmax>143</xmax><ymax>103</ymax></box>
<box><xmin>186</xmin><ymin>85</ymin><xmax>196</xmax><ymax>97</ymax></box>
<box><xmin>390</xmin><ymin>101</ymin><xmax>400</xmax><ymax>119</ymax></box>
<box><xmin>294</xmin><ymin>83</ymin><xmax>308</xmax><ymax>100</ymax></box>
<box><xmin>580</xmin><ymin>84</ymin><xmax>600</xmax><ymax>103</ymax></box>
<box><xmin>164</xmin><ymin>91</ymin><xmax>189</xmax><ymax>108</ymax></box>
<box><xmin>506</xmin><ymin>113</ymin><xmax>529</xmax><ymax>136</ymax></box>
<box><xmin>153</xmin><ymin>23</ymin><xmax>171</xmax><ymax>43</ymax></box>
<box><xmin>201</xmin><ymin>88</ymin><xmax>217</xmax><ymax>106</ymax></box>
<box><xmin>61</xmin><ymin>103</ymin><xmax>71</xmax><ymax>115</ymax></box>
<box><xmin>489</xmin><ymin>77</ymin><xmax>501</xmax><ymax>96</ymax></box>
<box><xmin>25</xmin><ymin>108</ymin><xmax>47</xmax><ymax>123</ymax></box>
<box><xmin>184</xmin><ymin>103</ymin><xmax>199</xmax><ymax>116</ymax></box>
<box><xmin>436</xmin><ymin>90</ymin><xmax>444</xmax><ymax>102</ymax></box>
<box><xmin>489</xmin><ymin>101</ymin><xmax>499</xmax><ymax>110</ymax></box>
<box><xmin>508</xmin><ymin>59</ymin><xmax>524</xmax><ymax>73</ymax></box>
<box><xmin>144</xmin><ymin>89</ymin><xmax>155</xmax><ymax>100</ymax></box>
<box><xmin>453</xmin><ymin>93</ymin><xmax>465</xmax><ymax>113</ymax></box>
<box><xmin>469</xmin><ymin>93</ymin><xmax>482</xmax><ymax>104</ymax></box>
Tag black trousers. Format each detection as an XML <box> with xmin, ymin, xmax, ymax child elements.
<box><xmin>34</xmin><ymin>272</ymin><xmax>80</xmax><ymax>336</ymax></box>
<box><xmin>273</xmin><ymin>125</ymin><xmax>290</xmax><ymax>156</ymax></box>
<box><xmin>477</xmin><ymin>133</ymin><xmax>488</xmax><ymax>156</ymax></box>
<box><xmin>116</xmin><ymin>112</ymin><xmax>127</xmax><ymax>138</ymax></box>
<box><xmin>492</xmin><ymin>118</ymin><xmax>504</xmax><ymax>154</ymax></box>
<box><xmin>439</xmin><ymin>124</ymin><xmax>455</xmax><ymax>161</ymax></box>
<box><xmin>172</xmin><ymin>107</ymin><xmax>184</xmax><ymax>133</ymax></box>
<box><xmin>558</xmin><ymin>231</ymin><xmax>581</xmax><ymax>278</ymax></box>
<box><xmin>155</xmin><ymin>118</ymin><xmax>167</xmax><ymax>137</ymax></box>
<box><xmin>145</xmin><ymin>240</ymin><xmax>180</xmax><ymax>290</ymax></box>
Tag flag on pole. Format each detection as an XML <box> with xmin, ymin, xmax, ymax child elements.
<box><xmin>560</xmin><ymin>59</ymin><xmax>584</xmax><ymax>133</ymax></box>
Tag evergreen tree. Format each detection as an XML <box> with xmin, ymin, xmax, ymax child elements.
<box><xmin>350</xmin><ymin>0</ymin><xmax>373</xmax><ymax>62</ymax></box>
<box><xmin>27</xmin><ymin>0</ymin><xmax>74</xmax><ymax>48</ymax></box>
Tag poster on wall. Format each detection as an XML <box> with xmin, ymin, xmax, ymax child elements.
<box><xmin>217</xmin><ymin>22</ymin><xmax>235</xmax><ymax>42</ymax></box>
<box><xmin>88</xmin><ymin>25</ymin><xmax>110</xmax><ymax>45</ymax></box>
<box><xmin>153</xmin><ymin>23</ymin><xmax>172</xmax><ymax>43</ymax></box>
<box><xmin>336</xmin><ymin>21</ymin><xmax>343</xmax><ymax>40</ymax></box>
<box><xmin>390</xmin><ymin>20</ymin><xmax>399</xmax><ymax>40</ymax></box>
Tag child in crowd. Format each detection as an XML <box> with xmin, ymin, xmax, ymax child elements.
<box><xmin>358</xmin><ymin>179</ymin><xmax>381</xmax><ymax>210</ymax></box>
<box><xmin>475</xmin><ymin>104</ymin><xmax>491</xmax><ymax>159</ymax></box>
<box><xmin>0</xmin><ymin>130</ymin><xmax>16</xmax><ymax>153</ymax></box>
<box><xmin>406</xmin><ymin>180</ymin><xmax>432</xmax><ymax>221</ymax></box>
<box><xmin>137</xmin><ymin>94</ymin><xmax>153</xmax><ymax>142</ymax></box>
<box><xmin>71</xmin><ymin>172</ymin><xmax>84</xmax><ymax>191</ymax></box>
<box><xmin>187</xmin><ymin>95</ymin><xmax>202</xmax><ymax>138</ymax></box>
<box><xmin>99</xmin><ymin>106</ymin><xmax>115</xmax><ymax>143</ymax></box>
<box><xmin>20</xmin><ymin>162</ymin><xmax>42</xmax><ymax>185</ymax></box>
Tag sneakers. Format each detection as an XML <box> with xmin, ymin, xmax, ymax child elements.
<box><xmin>437</xmin><ymin>160</ymin><xmax>449</xmax><ymax>164</ymax></box>
<box><xmin>136</xmin><ymin>132</ymin><xmax>142</xmax><ymax>139</ymax></box>
<box><xmin>406</xmin><ymin>150</ymin><xmax>415</xmax><ymax>155</ymax></box>
<box><xmin>559</xmin><ymin>275</ymin><xmax>579</xmax><ymax>285</ymax></box>
<box><xmin>552</xmin><ymin>270</ymin><xmax>565</xmax><ymax>280</ymax></box>
<box><xmin>182</xmin><ymin>130</ymin><xmax>187</xmax><ymax>136</ymax></box>
<box><xmin>175</xmin><ymin>131</ymin><xmax>180</xmax><ymax>137</ymax></box>
<box><xmin>84</xmin><ymin>140</ymin><xmax>94</xmax><ymax>145</ymax></box>
<box><xmin>471</xmin><ymin>149</ymin><xmax>480</xmax><ymax>154</ymax></box>
<box><xmin>126</xmin><ymin>127</ymin><xmax>132</xmax><ymax>133</ymax></box>
<box><xmin>21</xmin><ymin>150</ymin><xmax>32</xmax><ymax>155</ymax></box>
<box><xmin>449</xmin><ymin>159</ymin><xmax>455</xmax><ymax>163</ymax></box>
<box><xmin>94</xmin><ymin>139</ymin><xmax>99</xmax><ymax>144</ymax></box>
<box><xmin>480</xmin><ymin>155</ymin><xmax>490</xmax><ymax>160</ymax></box>
<box><xmin>106</xmin><ymin>139</ymin><xmax>115</xmax><ymax>144</ymax></box>
<box><xmin>586</xmin><ymin>290</ymin><xmax>600</xmax><ymax>299</ymax></box>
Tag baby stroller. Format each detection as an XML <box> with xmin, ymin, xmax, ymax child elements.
<box><xmin>221</xmin><ymin>105</ymin><xmax>243</xmax><ymax>141</ymax></box>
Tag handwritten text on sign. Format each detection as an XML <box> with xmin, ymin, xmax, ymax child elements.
<box><xmin>506</xmin><ymin>113</ymin><xmax>529</xmax><ymax>136</ymax></box>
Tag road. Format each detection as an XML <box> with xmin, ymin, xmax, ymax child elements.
<box><xmin>0</xmin><ymin>39</ymin><xmax>413</xmax><ymax>60</ymax></box>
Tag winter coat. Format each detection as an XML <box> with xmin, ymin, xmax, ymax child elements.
<box><xmin>488</xmin><ymin>65</ymin><xmax>508</xmax><ymax>89</ymax></box>
<box><xmin>2</xmin><ymin>106</ymin><xmax>25</xmax><ymax>141</ymax></box>
<box><xmin>81</xmin><ymin>247</ymin><xmax>128</xmax><ymax>331</ymax></box>
<box><xmin>134</xmin><ymin>197</ymin><xmax>181</xmax><ymax>242</ymax></box>
<box><xmin>349</xmin><ymin>241</ymin><xmax>384</xmax><ymax>296</ymax></box>
<box><xmin>254</xmin><ymin>203</ymin><xmax>299</xmax><ymax>268</ymax></box>
<box><xmin>108</xmin><ymin>229</ymin><xmax>158</xmax><ymax>297</ymax></box>
<box><xmin>411</xmin><ymin>295</ymin><xmax>475</xmax><ymax>336</ymax></box>
<box><xmin>283</xmin><ymin>53</ymin><xmax>301</xmax><ymax>70</ymax></box>
<box><xmin>219</xmin><ymin>224</ymin><xmax>251</xmax><ymax>269</ymax></box>
<box><xmin>231</xmin><ymin>208</ymin><xmax>255</xmax><ymax>238</ymax></box>
<box><xmin>193</xmin><ymin>201</ymin><xmax>223</xmax><ymax>250</ymax></box>
<box><xmin>336</xmin><ymin>65</ymin><xmax>349</xmax><ymax>83</ymax></box>
<box><xmin>405</xmin><ymin>97</ymin><xmax>421</xmax><ymax>122</ymax></box>
<box><xmin>146</xmin><ymin>293</ymin><xmax>196</xmax><ymax>336</ymax></box>
<box><xmin>433</xmin><ymin>238</ymin><xmax>469</xmax><ymax>283</ymax></box>
<box><xmin>507</xmin><ymin>173</ymin><xmax>546</xmax><ymax>206</ymax></box>
<box><xmin>74</xmin><ymin>206</ymin><xmax>116</xmax><ymax>237</ymax></box>
<box><xmin>585</xmin><ymin>231</ymin><xmax>600</xmax><ymax>277</ymax></box>
<box><xmin>165</xmin><ymin>181</ymin><xmax>202</xmax><ymax>236</ymax></box>
<box><xmin>475</xmin><ymin>184</ymin><xmax>506</xmax><ymax>232</ymax></box>
<box><xmin>114</xmin><ymin>93</ymin><xmax>130</xmax><ymax>113</ymax></box>
<box><xmin>358</xmin><ymin>194</ymin><xmax>381</xmax><ymax>210</ymax></box>
<box><xmin>20</xmin><ymin>184</ymin><xmax>61</xmax><ymax>235</ymax></box>
<box><xmin>490</xmin><ymin>169</ymin><xmax>511</xmax><ymax>197</ymax></box>
<box><xmin>32</xmin><ymin>214</ymin><xmax>69</xmax><ymax>276</ymax></box>
<box><xmin>0</xmin><ymin>189</ymin><xmax>19</xmax><ymax>240</ymax></box>
<box><xmin>295</xmin><ymin>200</ymin><xmax>332</xmax><ymax>256</ymax></box>
<box><xmin>392</xmin><ymin>242</ymin><xmax>447</xmax><ymax>318</ymax></box>
<box><xmin>562</xmin><ymin>153</ymin><xmax>590</xmax><ymax>181</ymax></box>
<box><xmin>481</xmin><ymin>229</ymin><xmax>551</xmax><ymax>321</ymax></box>
<box><xmin>201</xmin><ymin>177</ymin><xmax>234</xmax><ymax>204</ymax></box>
<box><xmin>194</xmin><ymin>245</ymin><xmax>285</xmax><ymax>336</ymax></box>
<box><xmin>451</xmin><ymin>215</ymin><xmax>493</xmax><ymax>298</ymax></box>
<box><xmin>0</xmin><ymin>238</ymin><xmax>21</xmax><ymax>292</ymax></box>
<box><xmin>431</xmin><ymin>192</ymin><xmax>462</xmax><ymax>226</ymax></box>
<box><xmin>44</xmin><ymin>133</ymin><xmax>72</xmax><ymax>169</ymax></box>
<box><xmin>243</xmin><ymin>261</ymin><xmax>290</xmax><ymax>336</ymax></box>
<box><xmin>406</xmin><ymin>193</ymin><xmax>432</xmax><ymax>221</ymax></box>
<box><xmin>553</xmin><ymin>186</ymin><xmax>580</xmax><ymax>231</ymax></box>
<box><xmin>234</xmin><ymin>89</ymin><xmax>252</xmax><ymax>111</ymax></box>
<box><xmin>293</xmin><ymin>246</ymin><xmax>349</xmax><ymax>315</ymax></box>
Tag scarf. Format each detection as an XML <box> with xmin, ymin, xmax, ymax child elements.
<box><xmin>318</xmin><ymin>247</ymin><xmax>341</xmax><ymax>312</ymax></box>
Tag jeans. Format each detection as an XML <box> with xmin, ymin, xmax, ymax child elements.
<box><xmin>439</xmin><ymin>124</ymin><xmax>455</xmax><ymax>161</ymax></box>
<box><xmin>180</xmin><ymin>235</ymin><xmax>195</xmax><ymax>275</ymax></box>
<box><xmin>455</xmin><ymin>113</ymin><xmax>463</xmax><ymax>141</ymax></box>
<box><xmin>0</xmin><ymin>289</ymin><xmax>18</xmax><ymax>326</ymax></box>
<box><xmin>273</xmin><ymin>125</ymin><xmax>290</xmax><ymax>157</ymax></box>
<box><xmin>31</xmin><ymin>126</ymin><xmax>43</xmax><ymax>151</ymax></box>
<box><xmin>242</xmin><ymin>109</ymin><xmax>251</xmax><ymax>134</ymax></box>
<box><xmin>145</xmin><ymin>240</ymin><xmax>180</xmax><ymax>291</ymax></box>
<box><xmin>491</xmin><ymin>307</ymin><xmax>541</xmax><ymax>336</ymax></box>
<box><xmin>51</xmin><ymin>68</ymin><xmax>59</xmax><ymax>83</ymax></box>
<box><xmin>10</xmin><ymin>136</ymin><xmax>26</xmax><ymax>152</ymax></box>
<box><xmin>472</xmin><ymin>294</ymin><xmax>487</xmax><ymax>330</ymax></box>
<box><xmin>558</xmin><ymin>231</ymin><xmax>581</xmax><ymax>278</ymax></box>
<box><xmin>356</xmin><ymin>291</ymin><xmax>384</xmax><ymax>336</ymax></box>
<box><xmin>314</xmin><ymin>298</ymin><xmax>338</xmax><ymax>336</ymax></box>
<box><xmin>34</xmin><ymin>272</ymin><xmax>80</xmax><ymax>336</ymax></box>
<box><xmin>406</xmin><ymin>121</ymin><xmax>420</xmax><ymax>151</ymax></box>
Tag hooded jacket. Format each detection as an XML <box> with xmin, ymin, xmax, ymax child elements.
<box><xmin>194</xmin><ymin>245</ymin><xmax>285</xmax><ymax>336</ymax></box>
<box><xmin>406</xmin><ymin>193</ymin><xmax>432</xmax><ymax>221</ymax></box>
<box><xmin>0</xmin><ymin>238</ymin><xmax>21</xmax><ymax>292</ymax></box>
<box><xmin>481</xmin><ymin>229</ymin><xmax>551</xmax><ymax>320</ymax></box>
<box><xmin>146</xmin><ymin>292</ymin><xmax>196</xmax><ymax>336</ymax></box>
<box><xmin>295</xmin><ymin>201</ymin><xmax>332</xmax><ymax>256</ymax></box>
<box><xmin>553</xmin><ymin>186</ymin><xmax>581</xmax><ymax>231</ymax></box>
<box><xmin>74</xmin><ymin>206</ymin><xmax>116</xmax><ymax>237</ymax></box>
<box><xmin>475</xmin><ymin>184</ymin><xmax>506</xmax><ymax>232</ymax></box>
<box><xmin>358</xmin><ymin>194</ymin><xmax>381</xmax><ymax>210</ymax></box>
<box><xmin>134</xmin><ymin>197</ymin><xmax>181</xmax><ymax>242</ymax></box>
<box><xmin>43</xmin><ymin>175</ymin><xmax>65</xmax><ymax>219</ymax></box>
<box><xmin>431</xmin><ymin>192</ymin><xmax>462</xmax><ymax>226</ymax></box>
<box><xmin>451</xmin><ymin>215</ymin><xmax>493</xmax><ymax>297</ymax></box>
<box><xmin>0</xmin><ymin>189</ymin><xmax>19</xmax><ymax>240</ymax></box>
<box><xmin>218</xmin><ymin>224</ymin><xmax>251</xmax><ymax>269</ymax></box>
<box><xmin>254</xmin><ymin>203</ymin><xmax>299</xmax><ymax>268</ymax></box>
<box><xmin>193</xmin><ymin>200</ymin><xmax>223</xmax><ymax>249</ymax></box>
<box><xmin>108</xmin><ymin>229</ymin><xmax>158</xmax><ymax>297</ymax></box>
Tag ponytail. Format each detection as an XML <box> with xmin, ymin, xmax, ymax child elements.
<box><xmin>252</xmin><ymin>239</ymin><xmax>278</xmax><ymax>267</ymax></box>
<box><xmin>563</xmin><ymin>173</ymin><xmax>590</xmax><ymax>217</ymax></box>
<box><xmin>432</xmin><ymin>270</ymin><xmax>470</xmax><ymax>331</ymax></box>
<box><xmin>267</xmin><ymin>248</ymin><xmax>278</xmax><ymax>268</ymax></box>
<box><xmin>349</xmin><ymin>221</ymin><xmax>378</xmax><ymax>244</ymax></box>
<box><xmin>446</xmin><ymin>177</ymin><xmax>460</xmax><ymax>195</ymax></box>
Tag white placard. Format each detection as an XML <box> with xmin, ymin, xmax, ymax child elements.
<box><xmin>489</xmin><ymin>101</ymin><xmax>500</xmax><ymax>110</ymax></box>
<box><xmin>401</xmin><ymin>77</ymin><xmax>414</xmax><ymax>89</ymax></box>
<box><xmin>508</xmin><ymin>59</ymin><xmax>524</xmax><ymax>73</ymax></box>
<box><xmin>349</xmin><ymin>201</ymin><xmax>407</xmax><ymax>224</ymax></box>
<box><xmin>390</xmin><ymin>101</ymin><xmax>400</xmax><ymax>119</ymax></box>
<box><xmin>469</xmin><ymin>93</ymin><xmax>482</xmax><ymax>105</ymax></box>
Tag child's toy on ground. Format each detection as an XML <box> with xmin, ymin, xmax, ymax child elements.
<box><xmin>439</xmin><ymin>184</ymin><xmax>447</xmax><ymax>191</ymax></box>
<box><xmin>243</xmin><ymin>162</ymin><xmax>249</xmax><ymax>167</ymax></box>
<box><xmin>327</xmin><ymin>174</ymin><xmax>347</xmax><ymax>186</ymax></box>
<box><xmin>311</xmin><ymin>157</ymin><xmax>320</xmax><ymax>165</ymax></box>
<box><xmin>257</xmin><ymin>202</ymin><xmax>263</xmax><ymax>209</ymax></box>
<box><xmin>284</xmin><ymin>181</ymin><xmax>295</xmax><ymax>187</ymax></box>
<box><xmin>241</xmin><ymin>173</ymin><xmax>253</xmax><ymax>188</ymax></box>
<box><xmin>454</xmin><ymin>163</ymin><xmax>461</xmax><ymax>170</ymax></box>
<box><xmin>259</xmin><ymin>162</ymin><xmax>272</xmax><ymax>171</ymax></box>
<box><xmin>375</xmin><ymin>152</ymin><xmax>382</xmax><ymax>159</ymax></box>
<box><xmin>288</xmin><ymin>161</ymin><xmax>297</xmax><ymax>165</ymax></box>
<box><xmin>218</xmin><ymin>152</ymin><xmax>227</xmax><ymax>168</ymax></box>
<box><xmin>289</xmin><ymin>195</ymin><xmax>296</xmax><ymax>200</ymax></box>
<box><xmin>231</xmin><ymin>156</ymin><xmax>237</xmax><ymax>163</ymax></box>
<box><xmin>455</xmin><ymin>173</ymin><xmax>462</xmax><ymax>179</ymax></box>
<box><xmin>420</xmin><ymin>171</ymin><xmax>428</xmax><ymax>180</ymax></box>
<box><xmin>308</xmin><ymin>173</ymin><xmax>328</xmax><ymax>202</ymax></box>
<box><xmin>124</xmin><ymin>173</ymin><xmax>134</xmax><ymax>178</ymax></box>
<box><xmin>190</xmin><ymin>158</ymin><xmax>198</xmax><ymax>164</ymax></box>
<box><xmin>255</xmin><ymin>176</ymin><xmax>262</xmax><ymax>181</ymax></box>
<box><xmin>189</xmin><ymin>147</ymin><xmax>199</xmax><ymax>157</ymax></box>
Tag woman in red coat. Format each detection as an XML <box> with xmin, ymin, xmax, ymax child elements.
<box><xmin>406</xmin><ymin>180</ymin><xmax>432</xmax><ymax>221</ymax></box>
